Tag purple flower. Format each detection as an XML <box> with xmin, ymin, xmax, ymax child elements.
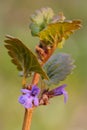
<box><xmin>18</xmin><ymin>85</ymin><xmax>40</xmax><ymax>109</ymax></box>
<box><xmin>48</xmin><ymin>84</ymin><xmax>68</xmax><ymax>103</ymax></box>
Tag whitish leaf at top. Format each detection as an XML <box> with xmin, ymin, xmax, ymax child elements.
<box><xmin>30</xmin><ymin>7</ymin><xmax>54</xmax><ymax>36</ymax></box>
<box><xmin>4</xmin><ymin>35</ymin><xmax>48</xmax><ymax>79</ymax></box>
<box><xmin>43</xmin><ymin>53</ymin><xmax>75</xmax><ymax>85</ymax></box>
<box><xmin>38</xmin><ymin>20</ymin><xmax>81</xmax><ymax>48</ymax></box>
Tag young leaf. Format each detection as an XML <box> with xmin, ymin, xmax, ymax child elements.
<box><xmin>38</xmin><ymin>20</ymin><xmax>81</xmax><ymax>48</ymax></box>
<box><xmin>43</xmin><ymin>53</ymin><xmax>75</xmax><ymax>85</ymax></box>
<box><xmin>30</xmin><ymin>7</ymin><xmax>54</xmax><ymax>36</ymax></box>
<box><xmin>4</xmin><ymin>35</ymin><xmax>48</xmax><ymax>79</ymax></box>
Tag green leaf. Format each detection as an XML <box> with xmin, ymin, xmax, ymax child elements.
<box><xmin>4</xmin><ymin>35</ymin><xmax>48</xmax><ymax>79</ymax></box>
<box><xmin>43</xmin><ymin>53</ymin><xmax>75</xmax><ymax>85</ymax></box>
<box><xmin>30</xmin><ymin>7</ymin><xmax>54</xmax><ymax>36</ymax></box>
<box><xmin>30</xmin><ymin>23</ymin><xmax>43</xmax><ymax>36</ymax></box>
<box><xmin>38</xmin><ymin>20</ymin><xmax>81</xmax><ymax>48</ymax></box>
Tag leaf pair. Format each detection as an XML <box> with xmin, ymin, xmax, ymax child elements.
<box><xmin>4</xmin><ymin>35</ymin><xmax>48</xmax><ymax>79</ymax></box>
<box><xmin>4</xmin><ymin>35</ymin><xmax>75</xmax><ymax>86</ymax></box>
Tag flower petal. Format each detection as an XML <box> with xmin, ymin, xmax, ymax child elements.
<box><xmin>23</xmin><ymin>97</ymin><xmax>33</xmax><ymax>108</ymax></box>
<box><xmin>34</xmin><ymin>97</ymin><xmax>39</xmax><ymax>106</ymax></box>
<box><xmin>18</xmin><ymin>95</ymin><xmax>28</xmax><ymax>104</ymax></box>
<box><xmin>19</xmin><ymin>86</ymin><xmax>40</xmax><ymax>108</ymax></box>
<box><xmin>62</xmin><ymin>90</ymin><xmax>68</xmax><ymax>103</ymax></box>
<box><xmin>31</xmin><ymin>85</ymin><xmax>40</xmax><ymax>96</ymax></box>
<box><xmin>21</xmin><ymin>89</ymin><xmax>31</xmax><ymax>94</ymax></box>
<box><xmin>18</xmin><ymin>95</ymin><xmax>34</xmax><ymax>108</ymax></box>
<box><xmin>53</xmin><ymin>84</ymin><xmax>67</xmax><ymax>96</ymax></box>
<box><xmin>53</xmin><ymin>84</ymin><xmax>68</xmax><ymax>103</ymax></box>
<box><xmin>47</xmin><ymin>84</ymin><xmax>68</xmax><ymax>103</ymax></box>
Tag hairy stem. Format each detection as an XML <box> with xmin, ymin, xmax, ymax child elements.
<box><xmin>22</xmin><ymin>43</ymin><xmax>57</xmax><ymax>130</ymax></box>
<box><xmin>42</xmin><ymin>44</ymin><xmax>57</xmax><ymax>64</ymax></box>
<box><xmin>31</xmin><ymin>73</ymin><xmax>40</xmax><ymax>85</ymax></box>
<box><xmin>22</xmin><ymin>74</ymin><xmax>40</xmax><ymax>130</ymax></box>
<box><xmin>22</xmin><ymin>108</ymin><xmax>34</xmax><ymax>130</ymax></box>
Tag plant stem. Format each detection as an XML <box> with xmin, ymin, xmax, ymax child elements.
<box><xmin>42</xmin><ymin>44</ymin><xmax>57</xmax><ymax>64</ymax></box>
<box><xmin>22</xmin><ymin>73</ymin><xmax>40</xmax><ymax>130</ymax></box>
<box><xmin>31</xmin><ymin>73</ymin><xmax>40</xmax><ymax>86</ymax></box>
<box><xmin>22</xmin><ymin>108</ymin><xmax>34</xmax><ymax>130</ymax></box>
<box><xmin>22</xmin><ymin>43</ymin><xmax>57</xmax><ymax>130</ymax></box>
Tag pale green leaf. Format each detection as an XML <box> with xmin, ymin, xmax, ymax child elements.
<box><xmin>30</xmin><ymin>7</ymin><xmax>54</xmax><ymax>36</ymax></box>
<box><xmin>44</xmin><ymin>53</ymin><xmax>75</xmax><ymax>85</ymax></box>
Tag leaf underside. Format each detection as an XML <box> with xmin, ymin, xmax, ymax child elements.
<box><xmin>44</xmin><ymin>53</ymin><xmax>75</xmax><ymax>85</ymax></box>
<box><xmin>4</xmin><ymin>35</ymin><xmax>48</xmax><ymax>79</ymax></box>
<box><xmin>39</xmin><ymin>20</ymin><xmax>81</xmax><ymax>45</ymax></box>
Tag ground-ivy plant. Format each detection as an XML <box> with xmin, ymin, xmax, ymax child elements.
<box><xmin>4</xmin><ymin>7</ymin><xmax>81</xmax><ymax>130</ymax></box>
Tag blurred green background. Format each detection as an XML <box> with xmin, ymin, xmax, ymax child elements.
<box><xmin>0</xmin><ymin>0</ymin><xmax>87</xmax><ymax>130</ymax></box>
